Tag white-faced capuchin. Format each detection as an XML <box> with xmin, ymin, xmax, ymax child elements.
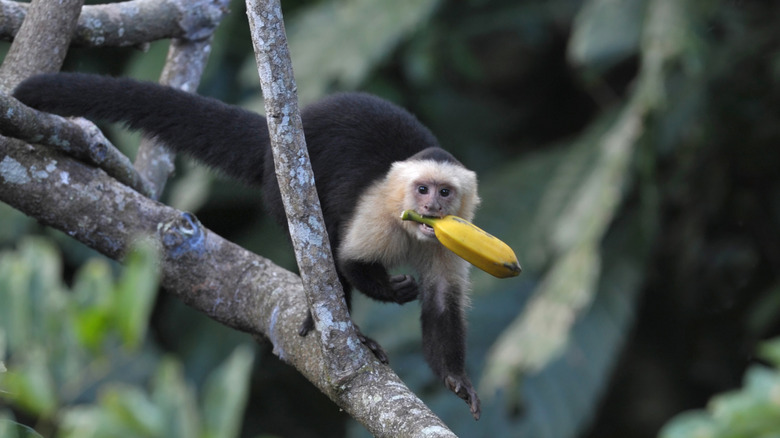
<box><xmin>13</xmin><ymin>73</ymin><xmax>483</xmax><ymax>419</ymax></box>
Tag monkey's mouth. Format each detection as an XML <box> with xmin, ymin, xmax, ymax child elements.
<box><xmin>419</xmin><ymin>215</ymin><xmax>440</xmax><ymax>238</ymax></box>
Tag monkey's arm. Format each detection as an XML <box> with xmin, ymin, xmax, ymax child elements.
<box><xmin>339</xmin><ymin>259</ymin><xmax>419</xmax><ymax>304</ymax></box>
<box><xmin>420</xmin><ymin>280</ymin><xmax>481</xmax><ymax>420</ymax></box>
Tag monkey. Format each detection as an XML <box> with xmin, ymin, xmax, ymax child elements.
<box><xmin>12</xmin><ymin>73</ymin><xmax>482</xmax><ymax>419</ymax></box>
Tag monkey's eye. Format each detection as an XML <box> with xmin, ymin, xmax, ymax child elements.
<box><xmin>417</xmin><ymin>185</ymin><xmax>429</xmax><ymax>195</ymax></box>
<box><xmin>439</xmin><ymin>188</ymin><xmax>451</xmax><ymax>197</ymax></box>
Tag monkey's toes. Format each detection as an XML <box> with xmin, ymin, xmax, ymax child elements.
<box><xmin>355</xmin><ymin>328</ymin><xmax>389</xmax><ymax>364</ymax></box>
<box><xmin>298</xmin><ymin>311</ymin><xmax>315</xmax><ymax>336</ymax></box>
<box><xmin>445</xmin><ymin>374</ymin><xmax>481</xmax><ymax>420</ymax></box>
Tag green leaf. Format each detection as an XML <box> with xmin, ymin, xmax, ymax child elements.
<box><xmin>1</xmin><ymin>348</ymin><xmax>57</xmax><ymax>418</ymax></box>
<box><xmin>101</xmin><ymin>384</ymin><xmax>166</xmax><ymax>436</ymax></box>
<box><xmin>71</xmin><ymin>259</ymin><xmax>115</xmax><ymax>350</ymax></box>
<box><xmin>757</xmin><ymin>337</ymin><xmax>780</xmax><ymax>368</ymax></box>
<box><xmin>708</xmin><ymin>367</ymin><xmax>780</xmax><ymax>434</ymax></box>
<box><xmin>201</xmin><ymin>345</ymin><xmax>255</xmax><ymax>438</ymax></box>
<box><xmin>113</xmin><ymin>238</ymin><xmax>160</xmax><ymax>349</ymax></box>
<box><xmin>0</xmin><ymin>414</ymin><xmax>44</xmax><ymax>438</ymax></box>
<box><xmin>658</xmin><ymin>411</ymin><xmax>717</xmax><ymax>438</ymax></box>
<box><xmin>0</xmin><ymin>255</ymin><xmax>31</xmax><ymax>352</ymax></box>
<box><xmin>150</xmin><ymin>358</ymin><xmax>200</xmax><ymax>437</ymax></box>
<box><xmin>0</xmin><ymin>238</ymin><xmax>65</xmax><ymax>352</ymax></box>
<box><xmin>661</xmin><ymin>346</ymin><xmax>780</xmax><ymax>437</ymax></box>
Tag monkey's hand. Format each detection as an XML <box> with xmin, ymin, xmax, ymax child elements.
<box><xmin>445</xmin><ymin>374</ymin><xmax>481</xmax><ymax>420</ymax></box>
<box><xmin>389</xmin><ymin>274</ymin><xmax>419</xmax><ymax>303</ymax></box>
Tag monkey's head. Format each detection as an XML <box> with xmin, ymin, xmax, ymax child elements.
<box><xmin>389</xmin><ymin>158</ymin><xmax>480</xmax><ymax>241</ymax></box>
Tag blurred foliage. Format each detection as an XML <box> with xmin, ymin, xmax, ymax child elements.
<box><xmin>659</xmin><ymin>338</ymin><xmax>780</xmax><ymax>438</ymax></box>
<box><xmin>0</xmin><ymin>238</ymin><xmax>255</xmax><ymax>438</ymax></box>
<box><xmin>2</xmin><ymin>0</ymin><xmax>780</xmax><ymax>437</ymax></box>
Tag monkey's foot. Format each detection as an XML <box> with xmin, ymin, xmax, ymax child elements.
<box><xmin>298</xmin><ymin>311</ymin><xmax>315</xmax><ymax>336</ymax></box>
<box><xmin>355</xmin><ymin>325</ymin><xmax>389</xmax><ymax>364</ymax></box>
<box><xmin>298</xmin><ymin>313</ymin><xmax>389</xmax><ymax>364</ymax></box>
<box><xmin>445</xmin><ymin>374</ymin><xmax>481</xmax><ymax>420</ymax></box>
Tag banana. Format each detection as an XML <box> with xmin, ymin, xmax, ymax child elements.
<box><xmin>401</xmin><ymin>210</ymin><xmax>521</xmax><ymax>278</ymax></box>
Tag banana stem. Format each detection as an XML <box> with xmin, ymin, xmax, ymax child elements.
<box><xmin>400</xmin><ymin>209</ymin><xmax>435</xmax><ymax>226</ymax></box>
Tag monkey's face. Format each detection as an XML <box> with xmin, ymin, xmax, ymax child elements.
<box><xmin>407</xmin><ymin>178</ymin><xmax>461</xmax><ymax>240</ymax></box>
<box><xmin>389</xmin><ymin>159</ymin><xmax>480</xmax><ymax>241</ymax></box>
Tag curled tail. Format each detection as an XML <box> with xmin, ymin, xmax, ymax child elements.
<box><xmin>13</xmin><ymin>73</ymin><xmax>268</xmax><ymax>185</ymax></box>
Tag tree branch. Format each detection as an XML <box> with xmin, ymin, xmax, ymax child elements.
<box><xmin>244</xmin><ymin>0</ymin><xmax>456</xmax><ymax>435</ymax></box>
<box><xmin>0</xmin><ymin>132</ymin><xmax>456</xmax><ymax>438</ymax></box>
<box><xmin>0</xmin><ymin>0</ymin><xmax>83</xmax><ymax>92</ymax></box>
<box><xmin>245</xmin><ymin>0</ymin><xmax>361</xmax><ymax>378</ymax></box>
<box><xmin>0</xmin><ymin>94</ymin><xmax>154</xmax><ymax>197</ymax></box>
<box><xmin>0</xmin><ymin>0</ymin><xmax>228</xmax><ymax>48</ymax></box>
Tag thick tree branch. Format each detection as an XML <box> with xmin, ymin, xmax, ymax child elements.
<box><xmin>0</xmin><ymin>0</ymin><xmax>228</xmax><ymax>47</ymax></box>
<box><xmin>0</xmin><ymin>94</ymin><xmax>154</xmax><ymax>197</ymax></box>
<box><xmin>244</xmin><ymin>0</ymin><xmax>455</xmax><ymax>435</ymax></box>
<box><xmin>0</xmin><ymin>134</ymin><xmax>456</xmax><ymax>438</ymax></box>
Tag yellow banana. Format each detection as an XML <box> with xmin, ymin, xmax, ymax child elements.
<box><xmin>401</xmin><ymin>210</ymin><xmax>521</xmax><ymax>278</ymax></box>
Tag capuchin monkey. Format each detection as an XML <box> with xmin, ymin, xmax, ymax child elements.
<box><xmin>13</xmin><ymin>73</ymin><xmax>482</xmax><ymax>419</ymax></box>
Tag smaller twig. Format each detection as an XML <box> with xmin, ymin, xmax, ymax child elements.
<box><xmin>0</xmin><ymin>93</ymin><xmax>154</xmax><ymax>197</ymax></box>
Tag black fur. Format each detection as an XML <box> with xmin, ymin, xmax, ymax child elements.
<box><xmin>13</xmin><ymin>73</ymin><xmax>268</xmax><ymax>185</ymax></box>
<box><xmin>13</xmin><ymin>74</ymin><xmax>480</xmax><ymax>418</ymax></box>
<box><xmin>13</xmin><ymin>73</ymin><xmax>445</xmax><ymax>253</ymax></box>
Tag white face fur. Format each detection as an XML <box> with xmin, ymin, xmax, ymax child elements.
<box><xmin>391</xmin><ymin>159</ymin><xmax>480</xmax><ymax>241</ymax></box>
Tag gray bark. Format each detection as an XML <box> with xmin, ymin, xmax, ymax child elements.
<box><xmin>0</xmin><ymin>0</ymin><xmax>228</xmax><ymax>48</ymax></box>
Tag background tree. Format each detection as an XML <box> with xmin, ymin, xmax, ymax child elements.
<box><xmin>1</xmin><ymin>0</ymin><xmax>779</xmax><ymax>437</ymax></box>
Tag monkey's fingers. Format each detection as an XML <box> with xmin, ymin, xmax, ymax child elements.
<box><xmin>389</xmin><ymin>274</ymin><xmax>419</xmax><ymax>303</ymax></box>
<box><xmin>445</xmin><ymin>375</ymin><xmax>482</xmax><ymax>420</ymax></box>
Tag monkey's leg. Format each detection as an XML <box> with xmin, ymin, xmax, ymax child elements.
<box><xmin>420</xmin><ymin>286</ymin><xmax>481</xmax><ymax>420</ymax></box>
